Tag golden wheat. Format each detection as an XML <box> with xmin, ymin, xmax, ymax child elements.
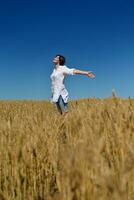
<box><xmin>0</xmin><ymin>97</ymin><xmax>134</xmax><ymax>200</ymax></box>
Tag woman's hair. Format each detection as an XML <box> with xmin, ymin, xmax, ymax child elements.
<box><xmin>56</xmin><ymin>54</ymin><xmax>66</xmax><ymax>65</ymax></box>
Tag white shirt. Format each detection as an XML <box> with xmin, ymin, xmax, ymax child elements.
<box><xmin>50</xmin><ymin>65</ymin><xmax>75</xmax><ymax>103</ymax></box>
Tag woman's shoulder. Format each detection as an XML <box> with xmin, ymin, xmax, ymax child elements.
<box><xmin>61</xmin><ymin>65</ymin><xmax>69</xmax><ymax>69</ymax></box>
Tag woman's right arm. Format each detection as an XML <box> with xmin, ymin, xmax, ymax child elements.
<box><xmin>73</xmin><ymin>69</ymin><xmax>95</xmax><ymax>78</ymax></box>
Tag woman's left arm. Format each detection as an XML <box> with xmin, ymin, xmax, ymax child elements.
<box><xmin>73</xmin><ymin>69</ymin><xmax>95</xmax><ymax>78</ymax></box>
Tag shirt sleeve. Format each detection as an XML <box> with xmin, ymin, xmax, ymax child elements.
<box><xmin>63</xmin><ymin>66</ymin><xmax>75</xmax><ymax>75</ymax></box>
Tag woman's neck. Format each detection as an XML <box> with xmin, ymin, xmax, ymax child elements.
<box><xmin>55</xmin><ymin>64</ymin><xmax>60</xmax><ymax>69</ymax></box>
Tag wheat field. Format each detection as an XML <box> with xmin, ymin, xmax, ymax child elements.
<box><xmin>0</xmin><ymin>96</ymin><xmax>134</xmax><ymax>200</ymax></box>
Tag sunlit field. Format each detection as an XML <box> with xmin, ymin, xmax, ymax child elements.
<box><xmin>0</xmin><ymin>96</ymin><xmax>134</xmax><ymax>200</ymax></box>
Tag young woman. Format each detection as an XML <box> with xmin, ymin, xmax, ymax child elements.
<box><xmin>50</xmin><ymin>55</ymin><xmax>95</xmax><ymax>115</ymax></box>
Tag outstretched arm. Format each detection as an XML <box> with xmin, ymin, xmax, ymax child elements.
<box><xmin>73</xmin><ymin>69</ymin><xmax>95</xmax><ymax>78</ymax></box>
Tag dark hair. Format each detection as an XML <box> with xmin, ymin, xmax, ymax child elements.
<box><xmin>56</xmin><ymin>54</ymin><xmax>66</xmax><ymax>65</ymax></box>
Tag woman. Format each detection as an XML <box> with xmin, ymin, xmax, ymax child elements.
<box><xmin>50</xmin><ymin>55</ymin><xmax>95</xmax><ymax>115</ymax></box>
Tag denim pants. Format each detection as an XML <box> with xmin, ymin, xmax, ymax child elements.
<box><xmin>56</xmin><ymin>95</ymin><xmax>69</xmax><ymax>114</ymax></box>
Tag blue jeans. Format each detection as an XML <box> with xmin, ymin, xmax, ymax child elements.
<box><xmin>56</xmin><ymin>95</ymin><xmax>69</xmax><ymax>114</ymax></box>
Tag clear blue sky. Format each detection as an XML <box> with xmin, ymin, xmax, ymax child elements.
<box><xmin>0</xmin><ymin>0</ymin><xmax>134</xmax><ymax>100</ymax></box>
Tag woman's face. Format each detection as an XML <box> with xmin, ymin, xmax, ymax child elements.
<box><xmin>53</xmin><ymin>56</ymin><xmax>60</xmax><ymax>65</ymax></box>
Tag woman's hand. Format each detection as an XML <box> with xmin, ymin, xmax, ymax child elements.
<box><xmin>87</xmin><ymin>71</ymin><xmax>95</xmax><ymax>79</ymax></box>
